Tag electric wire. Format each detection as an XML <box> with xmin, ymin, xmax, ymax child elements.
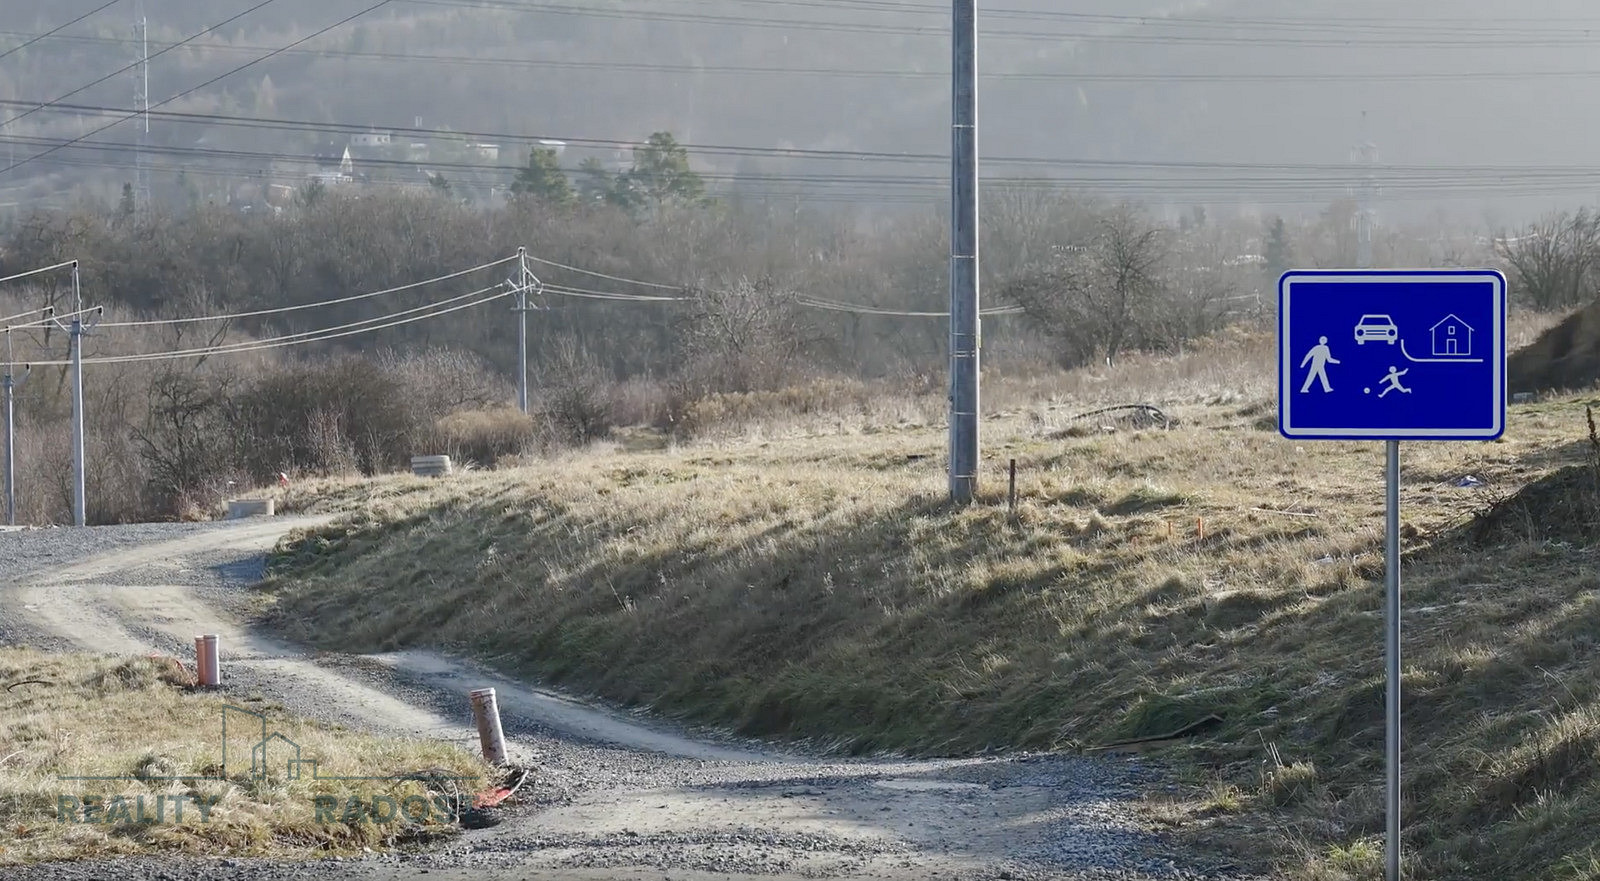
<box><xmin>523</xmin><ymin>254</ymin><xmax>682</xmax><ymax>290</ymax></box>
<box><xmin>18</xmin><ymin>27</ymin><xmax>1600</xmax><ymax>81</ymax></box>
<box><xmin>11</xmin><ymin>101</ymin><xmax>1600</xmax><ymax>184</ymax></box>
<box><xmin>17</xmin><ymin>128</ymin><xmax>1600</xmax><ymax>192</ymax></box>
<box><xmin>400</xmin><ymin>0</ymin><xmax>1600</xmax><ymax>47</ymax></box>
<box><xmin>21</xmin><ymin>25</ymin><xmax>1600</xmax><ymax>80</ymax></box>
<box><xmin>0</xmin><ymin>0</ymin><xmax>393</xmax><ymax>177</ymax></box>
<box><xmin>23</xmin><ymin>285</ymin><xmax>509</xmax><ymax>366</ymax></box>
<box><xmin>0</xmin><ymin>262</ymin><xmax>78</xmax><ymax>286</ymax></box>
<box><xmin>0</xmin><ymin>307</ymin><xmax>51</xmax><ymax>326</ymax></box>
<box><xmin>98</xmin><ymin>254</ymin><xmax>518</xmax><ymax>327</ymax></box>
<box><xmin>541</xmin><ymin>283</ymin><xmax>685</xmax><ymax>302</ymax></box>
<box><xmin>0</xmin><ymin>0</ymin><xmax>124</xmax><ymax>64</ymax></box>
<box><xmin>0</xmin><ymin>0</ymin><xmax>279</xmax><ymax>132</ymax></box>
<box><xmin>5</xmin><ymin>306</ymin><xmax>102</xmax><ymax>331</ymax></box>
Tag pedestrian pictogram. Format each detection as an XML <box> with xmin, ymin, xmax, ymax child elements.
<box><xmin>1298</xmin><ymin>336</ymin><xmax>1340</xmax><ymax>393</ymax></box>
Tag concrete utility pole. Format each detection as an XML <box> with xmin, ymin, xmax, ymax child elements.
<box><xmin>49</xmin><ymin>264</ymin><xmax>99</xmax><ymax>528</ymax></box>
<box><xmin>948</xmin><ymin>0</ymin><xmax>981</xmax><ymax>504</ymax></box>
<box><xmin>3</xmin><ymin>330</ymin><xmax>28</xmax><ymax>527</ymax></box>
<box><xmin>510</xmin><ymin>248</ymin><xmax>541</xmax><ymax>414</ymax></box>
<box><xmin>69</xmin><ymin>316</ymin><xmax>86</xmax><ymax>527</ymax></box>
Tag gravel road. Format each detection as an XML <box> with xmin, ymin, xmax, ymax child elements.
<box><xmin>0</xmin><ymin>521</ymin><xmax>1258</xmax><ymax>881</ymax></box>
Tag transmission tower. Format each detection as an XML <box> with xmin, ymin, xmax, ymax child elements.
<box><xmin>1352</xmin><ymin>114</ymin><xmax>1378</xmax><ymax>269</ymax></box>
<box><xmin>132</xmin><ymin>0</ymin><xmax>151</xmax><ymax>213</ymax></box>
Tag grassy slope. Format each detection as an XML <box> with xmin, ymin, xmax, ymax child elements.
<box><xmin>257</xmin><ymin>378</ymin><xmax>1600</xmax><ymax>880</ymax></box>
<box><xmin>0</xmin><ymin>650</ymin><xmax>489</xmax><ymax>864</ymax></box>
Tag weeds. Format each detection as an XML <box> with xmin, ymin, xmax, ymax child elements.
<box><xmin>260</xmin><ymin>384</ymin><xmax>1600</xmax><ymax>880</ymax></box>
<box><xmin>0</xmin><ymin>649</ymin><xmax>488</xmax><ymax>864</ymax></box>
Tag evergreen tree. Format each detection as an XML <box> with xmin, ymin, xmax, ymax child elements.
<box><xmin>624</xmin><ymin>131</ymin><xmax>705</xmax><ymax>210</ymax></box>
<box><xmin>1264</xmin><ymin>216</ymin><xmax>1293</xmax><ymax>278</ymax></box>
<box><xmin>510</xmin><ymin>147</ymin><xmax>572</xmax><ymax>205</ymax></box>
<box><xmin>575</xmin><ymin>157</ymin><xmax>614</xmax><ymax>205</ymax></box>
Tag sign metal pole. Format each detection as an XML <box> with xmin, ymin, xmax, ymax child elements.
<box><xmin>1279</xmin><ymin>268</ymin><xmax>1505</xmax><ymax>881</ymax></box>
<box><xmin>1385</xmin><ymin>438</ymin><xmax>1401</xmax><ymax>881</ymax></box>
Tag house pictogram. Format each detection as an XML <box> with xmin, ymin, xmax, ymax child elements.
<box><xmin>1430</xmin><ymin>315</ymin><xmax>1474</xmax><ymax>357</ymax></box>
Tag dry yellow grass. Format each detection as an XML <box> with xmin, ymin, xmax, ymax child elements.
<box><xmin>0</xmin><ymin>650</ymin><xmax>489</xmax><ymax>865</ymax></box>
<box><xmin>258</xmin><ymin>310</ymin><xmax>1600</xmax><ymax>880</ymax></box>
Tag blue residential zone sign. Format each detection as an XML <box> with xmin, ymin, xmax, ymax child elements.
<box><xmin>1278</xmin><ymin>270</ymin><xmax>1507</xmax><ymax>440</ymax></box>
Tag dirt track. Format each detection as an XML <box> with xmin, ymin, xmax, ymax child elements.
<box><xmin>0</xmin><ymin>520</ymin><xmax>1252</xmax><ymax>881</ymax></box>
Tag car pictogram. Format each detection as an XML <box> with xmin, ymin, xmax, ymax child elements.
<box><xmin>1354</xmin><ymin>314</ymin><xmax>1399</xmax><ymax>345</ymax></box>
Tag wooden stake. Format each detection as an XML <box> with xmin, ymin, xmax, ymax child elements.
<box><xmin>1008</xmin><ymin>459</ymin><xmax>1017</xmax><ymax>515</ymax></box>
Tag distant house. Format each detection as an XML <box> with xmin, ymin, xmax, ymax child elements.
<box><xmin>467</xmin><ymin>143</ymin><xmax>499</xmax><ymax>162</ymax></box>
<box><xmin>311</xmin><ymin>143</ymin><xmax>354</xmax><ymax>183</ymax></box>
<box><xmin>1431</xmin><ymin>314</ymin><xmax>1474</xmax><ymax>357</ymax></box>
<box><xmin>350</xmin><ymin>130</ymin><xmax>392</xmax><ymax>148</ymax></box>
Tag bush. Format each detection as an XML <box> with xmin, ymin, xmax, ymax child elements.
<box><xmin>537</xmin><ymin>340</ymin><xmax>615</xmax><ymax>446</ymax></box>
<box><xmin>430</xmin><ymin>406</ymin><xmax>538</xmax><ymax>468</ymax></box>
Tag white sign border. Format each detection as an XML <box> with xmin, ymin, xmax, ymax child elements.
<box><xmin>1278</xmin><ymin>270</ymin><xmax>1507</xmax><ymax>441</ymax></box>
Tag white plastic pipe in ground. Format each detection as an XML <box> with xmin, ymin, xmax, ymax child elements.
<box><xmin>195</xmin><ymin>634</ymin><xmax>220</xmax><ymax>687</ymax></box>
<box><xmin>470</xmin><ymin>687</ymin><xmax>507</xmax><ymax>764</ymax></box>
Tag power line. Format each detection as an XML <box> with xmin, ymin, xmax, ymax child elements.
<box><xmin>400</xmin><ymin>0</ymin><xmax>1600</xmax><ymax>47</ymax></box>
<box><xmin>99</xmin><ymin>254</ymin><xmax>518</xmax><ymax>327</ymax></box>
<box><xmin>0</xmin><ymin>0</ymin><xmax>124</xmax><ymax>64</ymax></box>
<box><xmin>16</xmin><ymin>98</ymin><xmax>1600</xmax><ymax>179</ymax></box>
<box><xmin>0</xmin><ymin>261</ymin><xmax>79</xmax><ymax>286</ymax></box>
<box><xmin>20</xmin><ymin>124</ymin><xmax>1600</xmax><ymax>183</ymax></box>
<box><xmin>5</xmin><ymin>306</ymin><xmax>101</xmax><ymax>331</ymax></box>
<box><xmin>19</xmin><ymin>27</ymin><xmax>1600</xmax><ymax>81</ymax></box>
<box><xmin>0</xmin><ymin>0</ymin><xmax>393</xmax><ymax>178</ymax></box>
<box><xmin>542</xmin><ymin>284</ymin><xmax>685</xmax><ymax>302</ymax></box>
<box><xmin>23</xmin><ymin>285</ymin><xmax>509</xmax><ymax>366</ymax></box>
<box><xmin>0</xmin><ymin>307</ymin><xmax>52</xmax><ymax>326</ymax></box>
<box><xmin>18</xmin><ymin>151</ymin><xmax>1600</xmax><ymax>206</ymax></box>
<box><xmin>13</xmin><ymin>140</ymin><xmax>1600</xmax><ymax>206</ymax></box>
<box><xmin>0</xmin><ymin>0</ymin><xmax>279</xmax><ymax>133</ymax></box>
<box><xmin>524</xmin><ymin>254</ymin><xmax>681</xmax><ymax>291</ymax></box>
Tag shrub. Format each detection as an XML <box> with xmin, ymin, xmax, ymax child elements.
<box><xmin>430</xmin><ymin>406</ymin><xmax>538</xmax><ymax>468</ymax></box>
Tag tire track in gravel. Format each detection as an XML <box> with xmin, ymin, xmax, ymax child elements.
<box><xmin>0</xmin><ymin>520</ymin><xmax>1252</xmax><ymax>881</ymax></box>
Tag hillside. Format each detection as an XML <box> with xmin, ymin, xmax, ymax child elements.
<box><xmin>252</xmin><ymin>333</ymin><xmax>1600</xmax><ymax>879</ymax></box>
<box><xmin>5</xmin><ymin>0</ymin><xmax>1600</xmax><ymax>219</ymax></box>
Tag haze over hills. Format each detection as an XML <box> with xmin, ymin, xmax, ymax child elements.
<box><xmin>3</xmin><ymin>0</ymin><xmax>1600</xmax><ymax>223</ymax></box>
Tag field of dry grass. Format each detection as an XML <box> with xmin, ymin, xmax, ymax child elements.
<box><xmin>0</xmin><ymin>650</ymin><xmax>489</xmax><ymax>864</ymax></box>
<box><xmin>255</xmin><ymin>310</ymin><xmax>1600</xmax><ymax>880</ymax></box>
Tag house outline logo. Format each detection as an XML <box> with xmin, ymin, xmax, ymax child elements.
<box><xmin>1430</xmin><ymin>314</ymin><xmax>1474</xmax><ymax>357</ymax></box>
<box><xmin>59</xmin><ymin>705</ymin><xmax>481</xmax><ymax>786</ymax></box>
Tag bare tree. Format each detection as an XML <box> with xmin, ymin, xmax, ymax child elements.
<box><xmin>672</xmin><ymin>277</ymin><xmax>807</xmax><ymax>396</ymax></box>
<box><xmin>1004</xmin><ymin>205</ymin><xmax>1170</xmax><ymax>367</ymax></box>
<box><xmin>1497</xmin><ymin>210</ymin><xmax>1600</xmax><ymax>310</ymax></box>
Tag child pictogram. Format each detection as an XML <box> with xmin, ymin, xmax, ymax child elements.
<box><xmin>1378</xmin><ymin>366</ymin><xmax>1411</xmax><ymax>398</ymax></box>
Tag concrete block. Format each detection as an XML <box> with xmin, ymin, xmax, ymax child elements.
<box><xmin>411</xmin><ymin>455</ymin><xmax>453</xmax><ymax>477</ymax></box>
<box><xmin>226</xmin><ymin>498</ymin><xmax>275</xmax><ymax>519</ymax></box>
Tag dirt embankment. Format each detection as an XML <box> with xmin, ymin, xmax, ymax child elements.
<box><xmin>1509</xmin><ymin>300</ymin><xmax>1600</xmax><ymax>393</ymax></box>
